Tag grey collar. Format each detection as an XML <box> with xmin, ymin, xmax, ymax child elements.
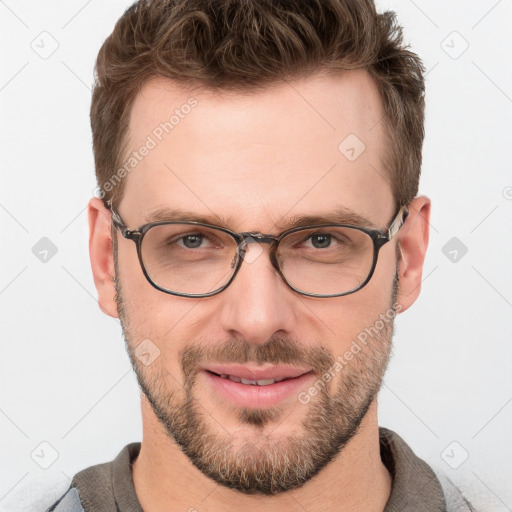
<box><xmin>62</xmin><ymin>428</ymin><xmax>464</xmax><ymax>511</ymax></box>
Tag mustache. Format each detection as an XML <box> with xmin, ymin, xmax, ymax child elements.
<box><xmin>180</xmin><ymin>336</ymin><xmax>335</xmax><ymax>378</ymax></box>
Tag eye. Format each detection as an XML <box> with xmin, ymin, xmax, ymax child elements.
<box><xmin>175</xmin><ymin>231</ymin><xmax>224</xmax><ymax>250</ymax></box>
<box><xmin>303</xmin><ymin>231</ymin><xmax>350</xmax><ymax>249</ymax></box>
<box><xmin>179</xmin><ymin>233</ymin><xmax>207</xmax><ymax>249</ymax></box>
<box><xmin>309</xmin><ymin>233</ymin><xmax>332</xmax><ymax>249</ymax></box>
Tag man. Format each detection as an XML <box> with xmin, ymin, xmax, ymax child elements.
<box><xmin>48</xmin><ymin>0</ymin><xmax>474</xmax><ymax>510</ymax></box>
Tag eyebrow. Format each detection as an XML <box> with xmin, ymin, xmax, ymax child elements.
<box><xmin>143</xmin><ymin>206</ymin><xmax>379</xmax><ymax>231</ymax></box>
<box><xmin>144</xmin><ymin>208</ymin><xmax>230</xmax><ymax>227</ymax></box>
<box><xmin>277</xmin><ymin>208</ymin><xmax>378</xmax><ymax>230</ymax></box>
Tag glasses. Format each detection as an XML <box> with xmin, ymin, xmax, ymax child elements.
<box><xmin>109</xmin><ymin>205</ymin><xmax>408</xmax><ymax>298</ymax></box>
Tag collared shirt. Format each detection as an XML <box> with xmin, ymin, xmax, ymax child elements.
<box><xmin>47</xmin><ymin>428</ymin><xmax>475</xmax><ymax>511</ymax></box>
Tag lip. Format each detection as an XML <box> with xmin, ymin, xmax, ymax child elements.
<box><xmin>201</xmin><ymin>364</ymin><xmax>314</xmax><ymax>409</ymax></box>
<box><xmin>203</xmin><ymin>363</ymin><xmax>311</xmax><ymax>381</ymax></box>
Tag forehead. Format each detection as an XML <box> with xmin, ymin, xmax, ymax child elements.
<box><xmin>121</xmin><ymin>71</ymin><xmax>393</xmax><ymax>230</ymax></box>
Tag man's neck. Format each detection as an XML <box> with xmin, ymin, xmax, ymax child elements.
<box><xmin>132</xmin><ymin>399</ymin><xmax>391</xmax><ymax>512</ymax></box>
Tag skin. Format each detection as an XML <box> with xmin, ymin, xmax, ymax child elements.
<box><xmin>89</xmin><ymin>70</ymin><xmax>430</xmax><ymax>511</ymax></box>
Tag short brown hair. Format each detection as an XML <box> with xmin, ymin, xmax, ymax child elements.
<box><xmin>91</xmin><ymin>0</ymin><xmax>425</xmax><ymax>209</ymax></box>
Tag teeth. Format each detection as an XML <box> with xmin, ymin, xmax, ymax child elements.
<box><xmin>241</xmin><ymin>378</ymin><xmax>276</xmax><ymax>386</ymax></box>
<box><xmin>254</xmin><ymin>379</ymin><xmax>276</xmax><ymax>386</ymax></box>
<box><xmin>219</xmin><ymin>373</ymin><xmax>278</xmax><ymax>386</ymax></box>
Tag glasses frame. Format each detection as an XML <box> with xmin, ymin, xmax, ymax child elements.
<box><xmin>109</xmin><ymin>204</ymin><xmax>409</xmax><ymax>299</ymax></box>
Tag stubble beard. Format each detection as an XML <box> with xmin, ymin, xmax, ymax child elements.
<box><xmin>116</xmin><ymin>273</ymin><xmax>398</xmax><ymax>495</ymax></box>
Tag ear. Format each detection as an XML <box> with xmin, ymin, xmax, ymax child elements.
<box><xmin>396</xmin><ymin>196</ymin><xmax>431</xmax><ymax>313</ymax></box>
<box><xmin>88</xmin><ymin>197</ymin><xmax>119</xmax><ymax>318</ymax></box>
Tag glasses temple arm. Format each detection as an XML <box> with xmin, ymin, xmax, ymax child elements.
<box><xmin>387</xmin><ymin>205</ymin><xmax>409</xmax><ymax>239</ymax></box>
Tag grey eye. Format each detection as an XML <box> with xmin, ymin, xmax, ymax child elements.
<box><xmin>310</xmin><ymin>233</ymin><xmax>331</xmax><ymax>249</ymax></box>
<box><xmin>181</xmin><ymin>234</ymin><xmax>204</xmax><ymax>248</ymax></box>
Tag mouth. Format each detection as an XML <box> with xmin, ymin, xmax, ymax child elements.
<box><xmin>200</xmin><ymin>364</ymin><xmax>314</xmax><ymax>409</ymax></box>
<box><xmin>211</xmin><ymin>373</ymin><xmax>290</xmax><ymax>386</ymax></box>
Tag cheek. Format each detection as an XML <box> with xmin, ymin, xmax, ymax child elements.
<box><xmin>120</xmin><ymin>292</ymin><xmax>192</xmax><ymax>392</ymax></box>
<box><xmin>349</xmin><ymin>244</ymin><xmax>398</xmax><ymax>331</ymax></box>
<box><xmin>116</xmin><ymin>235</ymin><xmax>397</xmax><ymax>371</ymax></box>
<box><xmin>116</xmin><ymin>237</ymin><xmax>173</xmax><ymax>328</ymax></box>
<box><xmin>300</xmin><ymin>246</ymin><xmax>397</xmax><ymax>352</ymax></box>
<box><xmin>116</xmin><ymin>243</ymin><xmax>199</xmax><ymax>367</ymax></box>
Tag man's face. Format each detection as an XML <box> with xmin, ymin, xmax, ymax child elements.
<box><xmin>113</xmin><ymin>71</ymin><xmax>399</xmax><ymax>494</ymax></box>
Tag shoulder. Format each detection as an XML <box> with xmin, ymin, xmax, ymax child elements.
<box><xmin>434</xmin><ymin>470</ymin><xmax>478</xmax><ymax>512</ymax></box>
<box><xmin>379</xmin><ymin>428</ymin><xmax>476</xmax><ymax>512</ymax></box>
<box><xmin>45</xmin><ymin>443</ymin><xmax>141</xmax><ymax>512</ymax></box>
<box><xmin>46</xmin><ymin>487</ymin><xmax>83</xmax><ymax>512</ymax></box>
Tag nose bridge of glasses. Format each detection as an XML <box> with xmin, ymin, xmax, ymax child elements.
<box><xmin>237</xmin><ymin>232</ymin><xmax>280</xmax><ymax>271</ymax></box>
<box><xmin>237</xmin><ymin>232</ymin><xmax>279</xmax><ymax>258</ymax></box>
<box><xmin>240</xmin><ymin>232</ymin><xmax>278</xmax><ymax>245</ymax></box>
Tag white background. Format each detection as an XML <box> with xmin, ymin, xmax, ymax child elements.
<box><xmin>0</xmin><ymin>1</ymin><xmax>511</xmax><ymax>510</ymax></box>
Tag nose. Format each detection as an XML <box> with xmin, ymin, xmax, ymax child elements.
<box><xmin>218</xmin><ymin>243</ymin><xmax>297</xmax><ymax>346</ymax></box>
